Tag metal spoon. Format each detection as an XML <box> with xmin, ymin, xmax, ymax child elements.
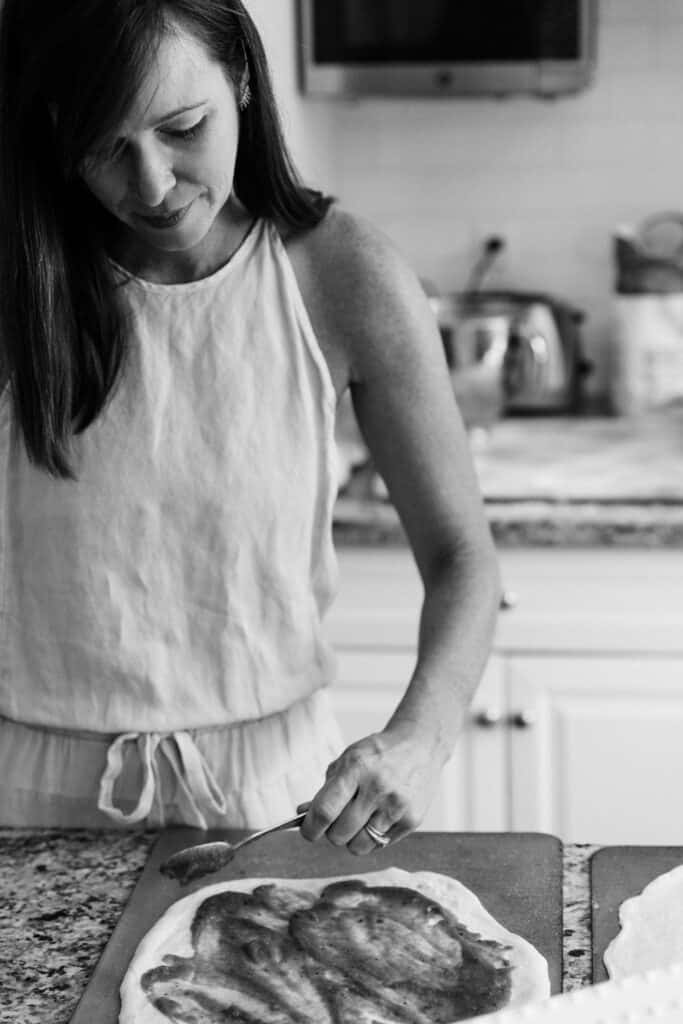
<box><xmin>159</xmin><ymin>808</ymin><xmax>308</xmax><ymax>886</ymax></box>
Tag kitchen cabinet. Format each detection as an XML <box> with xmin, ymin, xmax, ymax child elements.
<box><xmin>326</xmin><ymin>546</ymin><xmax>683</xmax><ymax>843</ymax></box>
<box><xmin>507</xmin><ymin>655</ymin><xmax>683</xmax><ymax>843</ymax></box>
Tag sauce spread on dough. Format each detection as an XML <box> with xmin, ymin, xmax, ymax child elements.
<box><xmin>141</xmin><ymin>879</ymin><xmax>513</xmax><ymax>1022</ymax></box>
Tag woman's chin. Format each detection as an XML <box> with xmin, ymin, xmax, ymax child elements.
<box><xmin>129</xmin><ymin>200</ymin><xmax>208</xmax><ymax>249</ymax></box>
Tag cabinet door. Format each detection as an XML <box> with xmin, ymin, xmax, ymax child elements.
<box><xmin>452</xmin><ymin>655</ymin><xmax>507</xmax><ymax>832</ymax></box>
<box><xmin>330</xmin><ymin>651</ymin><xmax>506</xmax><ymax>833</ymax></box>
<box><xmin>507</xmin><ymin>656</ymin><xmax>683</xmax><ymax>844</ymax></box>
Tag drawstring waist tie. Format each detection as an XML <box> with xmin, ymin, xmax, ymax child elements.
<box><xmin>97</xmin><ymin>731</ymin><xmax>227</xmax><ymax>828</ymax></box>
<box><xmin>0</xmin><ymin>691</ymin><xmax>343</xmax><ymax>829</ymax></box>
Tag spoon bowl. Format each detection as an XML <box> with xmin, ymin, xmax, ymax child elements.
<box><xmin>159</xmin><ymin>809</ymin><xmax>308</xmax><ymax>886</ymax></box>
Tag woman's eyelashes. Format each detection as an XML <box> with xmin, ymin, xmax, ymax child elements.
<box><xmin>90</xmin><ymin>117</ymin><xmax>208</xmax><ymax>166</ymax></box>
<box><xmin>164</xmin><ymin>116</ymin><xmax>207</xmax><ymax>142</ymax></box>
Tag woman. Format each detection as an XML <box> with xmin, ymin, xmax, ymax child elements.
<box><xmin>0</xmin><ymin>0</ymin><xmax>500</xmax><ymax>855</ymax></box>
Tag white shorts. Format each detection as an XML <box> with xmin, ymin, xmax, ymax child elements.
<box><xmin>0</xmin><ymin>690</ymin><xmax>345</xmax><ymax>829</ymax></box>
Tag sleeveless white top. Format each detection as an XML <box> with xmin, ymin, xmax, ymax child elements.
<box><xmin>0</xmin><ymin>219</ymin><xmax>339</xmax><ymax>733</ymax></box>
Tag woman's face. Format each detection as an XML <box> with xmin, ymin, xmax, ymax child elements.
<box><xmin>80</xmin><ymin>20</ymin><xmax>243</xmax><ymax>270</ymax></box>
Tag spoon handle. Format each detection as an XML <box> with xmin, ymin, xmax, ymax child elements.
<box><xmin>232</xmin><ymin>810</ymin><xmax>308</xmax><ymax>854</ymax></box>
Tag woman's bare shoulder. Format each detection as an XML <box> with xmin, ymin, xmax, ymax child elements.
<box><xmin>286</xmin><ymin>206</ymin><xmax>433</xmax><ymax>381</ymax></box>
<box><xmin>292</xmin><ymin>205</ymin><xmax>406</xmax><ymax>290</ymax></box>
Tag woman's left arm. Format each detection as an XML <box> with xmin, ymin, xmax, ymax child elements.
<box><xmin>294</xmin><ymin>209</ymin><xmax>502</xmax><ymax>854</ymax></box>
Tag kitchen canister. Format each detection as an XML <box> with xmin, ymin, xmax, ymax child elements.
<box><xmin>609</xmin><ymin>217</ymin><xmax>683</xmax><ymax>415</ymax></box>
<box><xmin>609</xmin><ymin>293</ymin><xmax>683</xmax><ymax>415</ymax></box>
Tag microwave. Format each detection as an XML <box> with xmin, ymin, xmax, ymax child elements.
<box><xmin>298</xmin><ymin>0</ymin><xmax>598</xmax><ymax>98</ymax></box>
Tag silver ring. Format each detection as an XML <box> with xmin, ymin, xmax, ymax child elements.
<box><xmin>364</xmin><ymin>823</ymin><xmax>391</xmax><ymax>848</ymax></box>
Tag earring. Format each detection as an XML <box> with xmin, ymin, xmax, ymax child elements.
<box><xmin>239</xmin><ymin>84</ymin><xmax>252</xmax><ymax>111</ymax></box>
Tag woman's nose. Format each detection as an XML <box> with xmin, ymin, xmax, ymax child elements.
<box><xmin>129</xmin><ymin>143</ymin><xmax>176</xmax><ymax>208</ymax></box>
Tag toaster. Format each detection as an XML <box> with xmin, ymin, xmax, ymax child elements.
<box><xmin>431</xmin><ymin>290</ymin><xmax>592</xmax><ymax>415</ymax></box>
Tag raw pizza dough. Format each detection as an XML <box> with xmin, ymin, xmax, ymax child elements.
<box><xmin>604</xmin><ymin>863</ymin><xmax>683</xmax><ymax>979</ymax></box>
<box><xmin>120</xmin><ymin>867</ymin><xmax>550</xmax><ymax>1023</ymax></box>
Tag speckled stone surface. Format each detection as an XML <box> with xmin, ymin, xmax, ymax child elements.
<box><xmin>562</xmin><ymin>844</ymin><xmax>598</xmax><ymax>993</ymax></box>
<box><xmin>0</xmin><ymin>829</ymin><xmax>595</xmax><ymax>1022</ymax></box>
<box><xmin>335</xmin><ymin>409</ymin><xmax>683</xmax><ymax>548</ymax></box>
<box><xmin>0</xmin><ymin>829</ymin><xmax>156</xmax><ymax>1024</ymax></box>
<box><xmin>334</xmin><ymin>496</ymin><xmax>683</xmax><ymax>548</ymax></box>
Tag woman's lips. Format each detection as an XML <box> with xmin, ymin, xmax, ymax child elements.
<box><xmin>135</xmin><ymin>200</ymin><xmax>194</xmax><ymax>229</ymax></box>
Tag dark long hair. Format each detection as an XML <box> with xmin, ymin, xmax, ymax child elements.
<box><xmin>0</xmin><ymin>0</ymin><xmax>333</xmax><ymax>478</ymax></box>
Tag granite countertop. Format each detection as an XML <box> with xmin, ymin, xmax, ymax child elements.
<box><xmin>0</xmin><ymin>829</ymin><xmax>596</xmax><ymax>1023</ymax></box>
<box><xmin>334</xmin><ymin>494</ymin><xmax>683</xmax><ymax>547</ymax></box>
<box><xmin>335</xmin><ymin>408</ymin><xmax>683</xmax><ymax>547</ymax></box>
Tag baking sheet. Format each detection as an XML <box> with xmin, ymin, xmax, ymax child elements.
<box><xmin>590</xmin><ymin>845</ymin><xmax>683</xmax><ymax>983</ymax></box>
<box><xmin>70</xmin><ymin>829</ymin><xmax>563</xmax><ymax>1022</ymax></box>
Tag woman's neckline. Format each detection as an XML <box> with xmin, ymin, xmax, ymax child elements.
<box><xmin>108</xmin><ymin>215</ymin><xmax>261</xmax><ymax>292</ymax></box>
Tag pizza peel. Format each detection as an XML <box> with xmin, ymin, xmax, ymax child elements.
<box><xmin>69</xmin><ymin>829</ymin><xmax>563</xmax><ymax>1023</ymax></box>
<box><xmin>591</xmin><ymin>845</ymin><xmax>683</xmax><ymax>983</ymax></box>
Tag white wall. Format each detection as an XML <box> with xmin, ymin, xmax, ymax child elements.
<box><xmin>250</xmin><ymin>0</ymin><xmax>683</xmax><ymax>395</ymax></box>
<box><xmin>243</xmin><ymin>0</ymin><xmax>335</xmax><ymax>191</ymax></box>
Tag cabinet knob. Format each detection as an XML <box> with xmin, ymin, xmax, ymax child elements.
<box><xmin>499</xmin><ymin>589</ymin><xmax>518</xmax><ymax>611</ymax></box>
<box><xmin>509</xmin><ymin>710</ymin><xmax>536</xmax><ymax>729</ymax></box>
<box><xmin>473</xmin><ymin>707</ymin><xmax>503</xmax><ymax>728</ymax></box>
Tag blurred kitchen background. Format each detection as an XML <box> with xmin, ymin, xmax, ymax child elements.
<box><xmin>243</xmin><ymin>1</ymin><xmax>683</xmax><ymax>846</ymax></box>
<box><xmin>250</xmin><ymin>0</ymin><xmax>682</xmax><ymax>399</ymax></box>
<box><xmin>246</xmin><ymin>1</ymin><xmax>683</xmax><ymax>499</ymax></box>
